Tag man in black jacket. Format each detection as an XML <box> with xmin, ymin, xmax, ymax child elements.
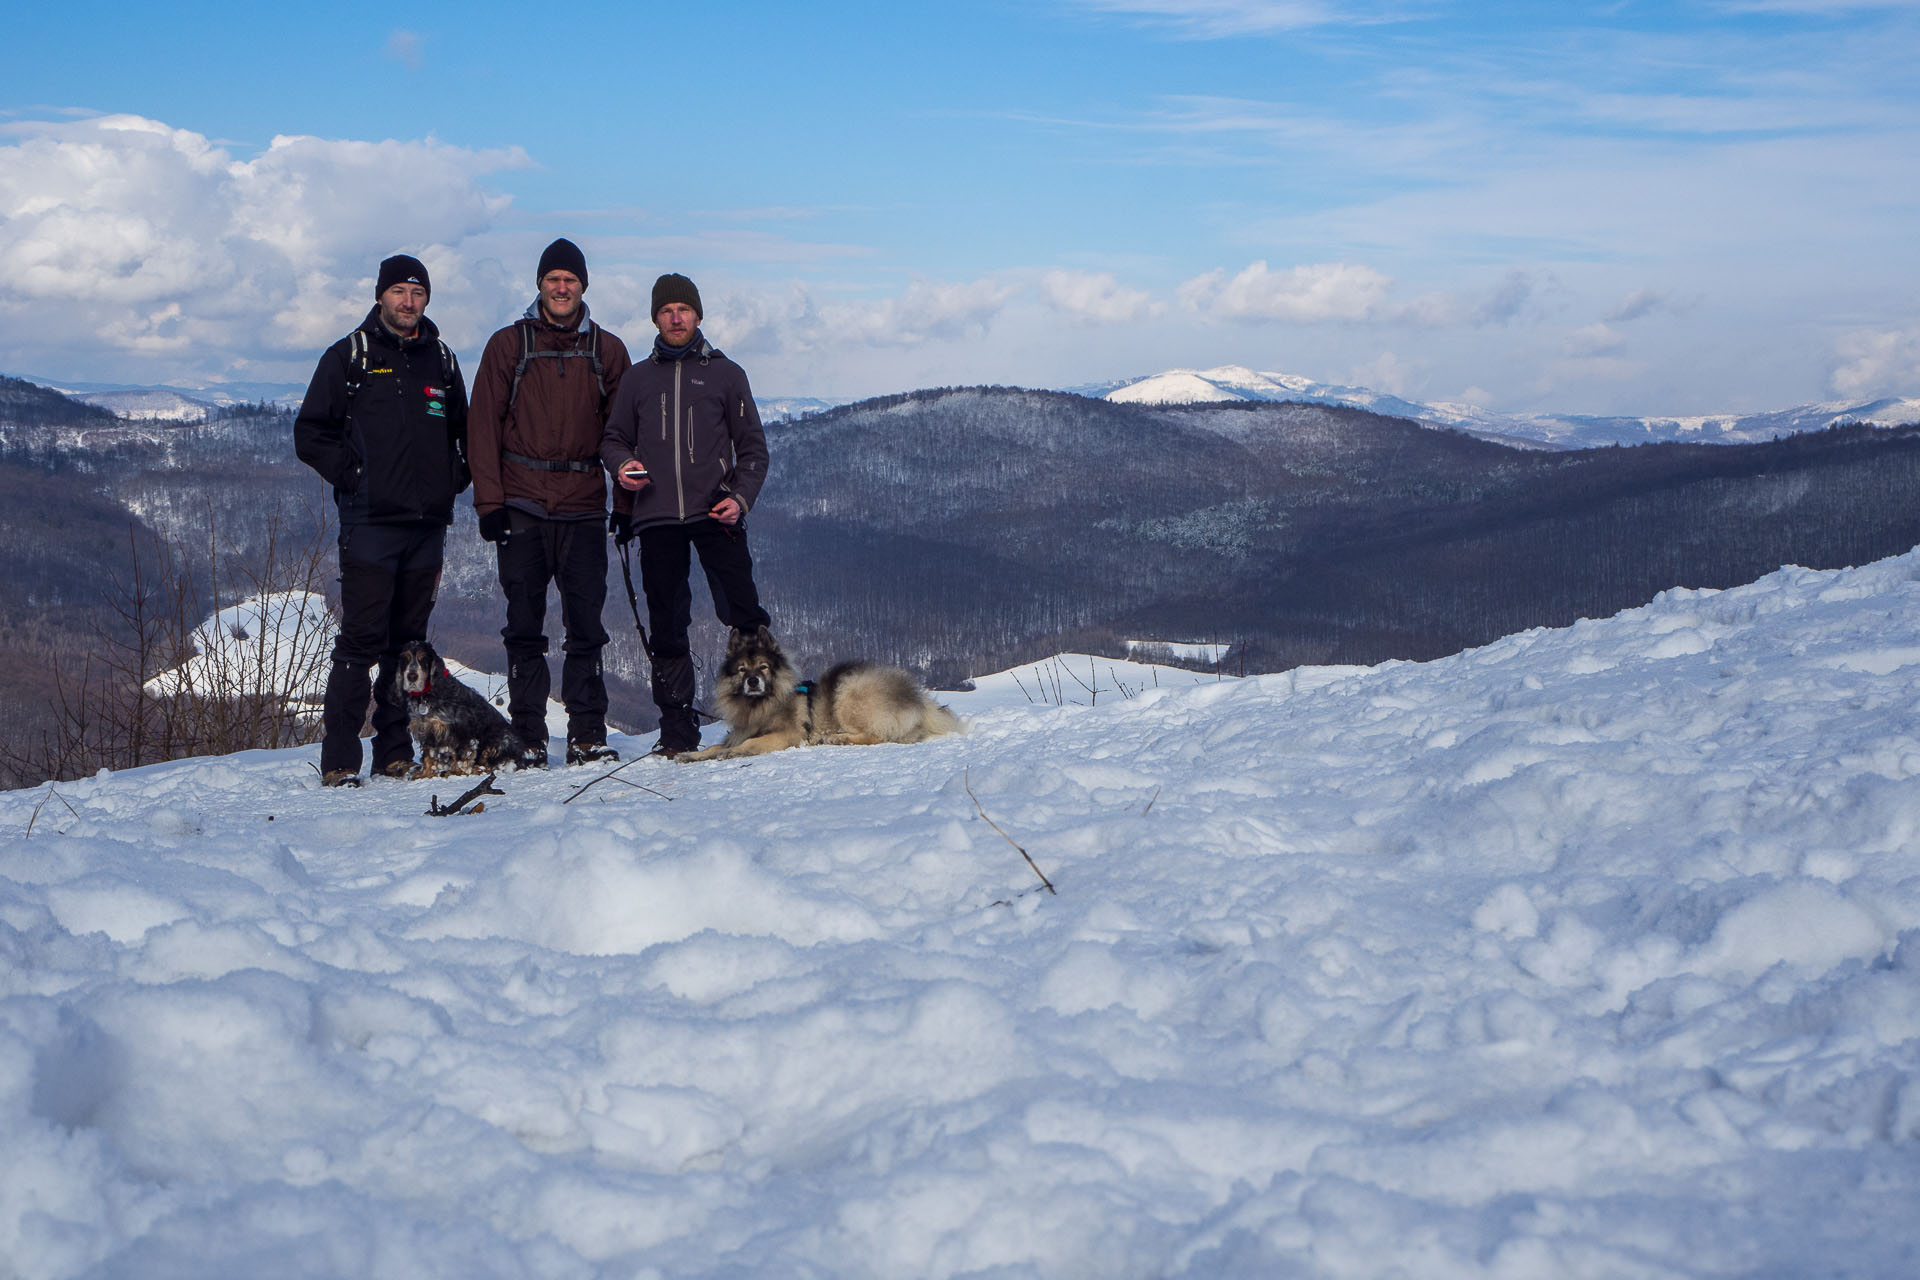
<box><xmin>600</xmin><ymin>273</ymin><xmax>771</xmax><ymax>755</ymax></box>
<box><xmin>295</xmin><ymin>254</ymin><xmax>470</xmax><ymax>787</ymax></box>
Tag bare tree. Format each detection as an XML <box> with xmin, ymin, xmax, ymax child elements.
<box><xmin>4</xmin><ymin>500</ymin><xmax>337</xmax><ymax>782</ymax></box>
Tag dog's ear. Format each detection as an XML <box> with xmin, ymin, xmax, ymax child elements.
<box><xmin>756</xmin><ymin>625</ymin><xmax>776</xmax><ymax>648</ymax></box>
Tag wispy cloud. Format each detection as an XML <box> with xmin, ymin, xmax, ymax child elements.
<box><xmin>1060</xmin><ymin>0</ymin><xmax>1401</xmax><ymax>37</ymax></box>
<box><xmin>1564</xmin><ymin>322</ymin><xmax>1627</xmax><ymax>360</ymax></box>
<box><xmin>1607</xmin><ymin>289</ymin><xmax>1662</xmax><ymax>324</ymax></box>
<box><xmin>711</xmin><ymin>277</ymin><xmax>1024</xmax><ymax>357</ymax></box>
<box><xmin>385</xmin><ymin>30</ymin><xmax>424</xmax><ymax>70</ymax></box>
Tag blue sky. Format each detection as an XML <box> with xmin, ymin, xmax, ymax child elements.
<box><xmin>3</xmin><ymin>1</ymin><xmax>1917</xmax><ymax>413</ymax></box>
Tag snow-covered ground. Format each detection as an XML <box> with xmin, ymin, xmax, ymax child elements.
<box><xmin>142</xmin><ymin>592</ymin><xmax>335</xmax><ymax>702</ymax></box>
<box><xmin>5</xmin><ymin>552</ymin><xmax>1920</xmax><ymax>1278</ymax></box>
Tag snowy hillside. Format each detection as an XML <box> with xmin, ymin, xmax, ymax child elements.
<box><xmin>58</xmin><ymin>388</ymin><xmax>213</xmax><ymax>422</ymax></box>
<box><xmin>1088</xmin><ymin>365</ymin><xmax>1920</xmax><ymax>449</ymax></box>
<box><xmin>5</xmin><ymin>552</ymin><xmax>1920</xmax><ymax>1276</ymax></box>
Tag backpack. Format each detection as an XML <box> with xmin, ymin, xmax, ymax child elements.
<box><xmin>343</xmin><ymin>327</ymin><xmax>459</xmax><ymax>402</ymax></box>
<box><xmin>507</xmin><ymin>319</ymin><xmax>606</xmax><ymax>413</ymax></box>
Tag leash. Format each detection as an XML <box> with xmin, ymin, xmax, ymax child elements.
<box><xmin>616</xmin><ymin>539</ymin><xmax>721</xmax><ymax>724</ymax></box>
<box><xmin>616</xmin><ymin>541</ymin><xmax>654</xmax><ymax>662</ymax></box>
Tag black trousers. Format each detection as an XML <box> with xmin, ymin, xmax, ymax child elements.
<box><xmin>497</xmin><ymin>509</ymin><xmax>610</xmax><ymax>744</ymax></box>
<box><xmin>637</xmin><ymin>519</ymin><xmax>770</xmax><ymax>742</ymax></box>
<box><xmin>320</xmin><ymin>523</ymin><xmax>444</xmax><ymax>775</ymax></box>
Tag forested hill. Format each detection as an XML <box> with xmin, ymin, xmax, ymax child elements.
<box><xmin>754</xmin><ymin>388</ymin><xmax>1920</xmax><ymax>677</ymax></box>
<box><xmin>0</xmin><ymin>374</ymin><xmax>119</xmax><ymax>430</ymax></box>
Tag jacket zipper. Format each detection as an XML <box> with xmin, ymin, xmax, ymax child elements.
<box><xmin>671</xmin><ymin>360</ymin><xmax>686</xmax><ymax>521</ymax></box>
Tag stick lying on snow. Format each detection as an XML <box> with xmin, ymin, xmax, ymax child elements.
<box><xmin>428</xmin><ymin>774</ymin><xmax>503</xmax><ymax>817</ymax></box>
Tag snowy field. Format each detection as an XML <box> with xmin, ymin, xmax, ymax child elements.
<box><xmin>5</xmin><ymin>552</ymin><xmax>1920</xmax><ymax>1278</ymax></box>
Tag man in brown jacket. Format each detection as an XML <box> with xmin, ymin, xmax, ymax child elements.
<box><xmin>468</xmin><ymin>238</ymin><xmax>633</xmax><ymax>765</ymax></box>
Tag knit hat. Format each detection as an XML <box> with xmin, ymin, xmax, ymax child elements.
<box><xmin>537</xmin><ymin>238</ymin><xmax>588</xmax><ymax>289</ymax></box>
<box><xmin>652</xmin><ymin>273</ymin><xmax>702</xmax><ymax>320</ymax></box>
<box><xmin>375</xmin><ymin>254</ymin><xmax>431</xmax><ymax>301</ymax></box>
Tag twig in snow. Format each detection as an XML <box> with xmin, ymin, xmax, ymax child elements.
<box><xmin>963</xmin><ymin>768</ymin><xmax>1056</xmax><ymax>895</ymax></box>
<box><xmin>428</xmin><ymin>773</ymin><xmax>503</xmax><ymax>817</ymax></box>
<box><xmin>563</xmin><ymin>755</ymin><xmax>673</xmax><ymax>804</ymax></box>
<box><xmin>1142</xmin><ymin>785</ymin><xmax>1161</xmax><ymax>814</ymax></box>
<box><xmin>25</xmin><ymin>785</ymin><xmax>79</xmax><ymax>838</ymax></box>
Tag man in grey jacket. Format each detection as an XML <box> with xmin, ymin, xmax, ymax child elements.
<box><xmin>601</xmin><ymin>273</ymin><xmax>771</xmax><ymax>755</ymax></box>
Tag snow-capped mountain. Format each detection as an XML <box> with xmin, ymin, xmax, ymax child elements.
<box><xmin>5</xmin><ymin>551</ymin><xmax>1920</xmax><ymax>1275</ymax></box>
<box><xmin>1082</xmin><ymin>365</ymin><xmax>1920</xmax><ymax>449</ymax></box>
<box><xmin>756</xmin><ymin>395</ymin><xmax>846</xmax><ymax>422</ymax></box>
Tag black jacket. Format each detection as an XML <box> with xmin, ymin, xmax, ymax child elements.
<box><xmin>295</xmin><ymin>308</ymin><xmax>470</xmax><ymax>526</ymax></box>
<box><xmin>600</xmin><ymin>335</ymin><xmax>767</xmax><ymax>530</ymax></box>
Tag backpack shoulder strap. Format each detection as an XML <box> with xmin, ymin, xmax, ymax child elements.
<box><xmin>344</xmin><ymin>329</ymin><xmax>370</xmax><ymax>401</ymax></box>
<box><xmin>506</xmin><ymin>321</ymin><xmax>536</xmax><ymax>412</ymax></box>
<box><xmin>588</xmin><ymin>322</ymin><xmax>606</xmax><ymax>405</ymax></box>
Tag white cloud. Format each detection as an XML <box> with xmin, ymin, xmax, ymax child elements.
<box><xmin>1564</xmin><ymin>322</ymin><xmax>1626</xmax><ymax>359</ymax></box>
<box><xmin>1178</xmin><ymin>260</ymin><xmax>1395</xmax><ymax>323</ymax></box>
<box><xmin>1830</xmin><ymin>328</ymin><xmax>1920</xmax><ymax>400</ymax></box>
<box><xmin>1346</xmin><ymin>350</ymin><xmax>1423</xmax><ymax>396</ymax></box>
<box><xmin>706</xmin><ymin>276</ymin><xmax>1023</xmax><ymax>357</ymax></box>
<box><xmin>0</xmin><ymin>114</ymin><xmax>526</xmax><ymax>381</ymax></box>
<box><xmin>1038</xmin><ymin>269</ymin><xmax>1161</xmax><ymax>325</ymax></box>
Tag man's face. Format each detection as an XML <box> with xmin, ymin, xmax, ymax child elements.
<box><xmin>540</xmin><ymin>270</ymin><xmax>583</xmax><ymax>323</ymax></box>
<box><xmin>378</xmin><ymin>282</ymin><xmax>428</xmax><ymax>335</ymax></box>
<box><xmin>655</xmin><ymin>302</ymin><xmax>699</xmax><ymax>347</ymax></box>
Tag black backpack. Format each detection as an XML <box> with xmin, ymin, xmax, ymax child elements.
<box><xmin>343</xmin><ymin>326</ymin><xmax>460</xmax><ymax>402</ymax></box>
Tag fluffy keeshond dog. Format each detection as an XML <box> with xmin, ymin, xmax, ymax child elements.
<box><xmin>676</xmin><ymin>626</ymin><xmax>965</xmax><ymax>761</ymax></box>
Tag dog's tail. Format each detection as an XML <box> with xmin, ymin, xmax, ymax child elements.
<box><xmin>917</xmin><ymin>701</ymin><xmax>966</xmax><ymax>741</ymax></box>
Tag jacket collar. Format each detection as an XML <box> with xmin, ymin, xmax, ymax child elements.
<box><xmin>523</xmin><ymin>297</ymin><xmax>593</xmax><ymax>334</ymax></box>
<box><xmin>652</xmin><ymin>331</ymin><xmax>715</xmax><ymax>363</ymax></box>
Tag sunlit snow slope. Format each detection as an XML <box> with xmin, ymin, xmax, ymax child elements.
<box><xmin>4</xmin><ymin>553</ymin><xmax>1920</xmax><ymax>1278</ymax></box>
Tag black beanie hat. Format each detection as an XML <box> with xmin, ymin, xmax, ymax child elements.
<box><xmin>652</xmin><ymin>273</ymin><xmax>702</xmax><ymax>319</ymax></box>
<box><xmin>537</xmin><ymin>238</ymin><xmax>588</xmax><ymax>289</ymax></box>
<box><xmin>375</xmin><ymin>254</ymin><xmax>431</xmax><ymax>301</ymax></box>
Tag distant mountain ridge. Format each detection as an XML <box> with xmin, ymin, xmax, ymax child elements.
<box><xmin>11</xmin><ymin>365</ymin><xmax>1920</xmax><ymax>449</ymax></box>
<box><xmin>1075</xmin><ymin>365</ymin><xmax>1920</xmax><ymax>449</ymax></box>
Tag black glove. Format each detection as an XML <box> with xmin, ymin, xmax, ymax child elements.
<box><xmin>478</xmin><ymin>508</ymin><xmax>511</xmax><ymax>543</ymax></box>
<box><xmin>609</xmin><ymin>511</ymin><xmax>634</xmax><ymax>546</ymax></box>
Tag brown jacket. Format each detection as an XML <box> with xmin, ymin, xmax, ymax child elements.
<box><xmin>469</xmin><ymin>303</ymin><xmax>633</xmax><ymax>519</ymax></box>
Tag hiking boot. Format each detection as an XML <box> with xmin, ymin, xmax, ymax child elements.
<box><xmin>376</xmin><ymin>759</ymin><xmax>413</xmax><ymax>780</ymax></box>
<box><xmin>566</xmin><ymin>741</ymin><xmax>619</xmax><ymax>766</ymax></box>
<box><xmin>514</xmin><ymin>743</ymin><xmax>550</xmax><ymax>770</ymax></box>
<box><xmin>321</xmin><ymin>769</ymin><xmax>363</xmax><ymax>789</ymax></box>
<box><xmin>654</xmin><ymin>701</ymin><xmax>699</xmax><ymax>755</ymax></box>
